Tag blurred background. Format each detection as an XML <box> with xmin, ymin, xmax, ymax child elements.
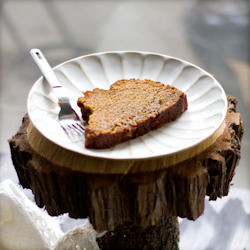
<box><xmin>0</xmin><ymin>0</ymin><xmax>250</xmax><ymax>249</ymax></box>
<box><xmin>1</xmin><ymin>0</ymin><xmax>249</xmax><ymax>189</ymax></box>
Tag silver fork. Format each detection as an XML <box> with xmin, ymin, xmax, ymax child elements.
<box><xmin>30</xmin><ymin>48</ymin><xmax>85</xmax><ymax>136</ymax></box>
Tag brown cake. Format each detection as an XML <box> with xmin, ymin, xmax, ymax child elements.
<box><xmin>77</xmin><ymin>79</ymin><xmax>188</xmax><ymax>149</ymax></box>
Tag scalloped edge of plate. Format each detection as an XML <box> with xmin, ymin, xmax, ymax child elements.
<box><xmin>27</xmin><ymin>51</ymin><xmax>227</xmax><ymax>161</ymax></box>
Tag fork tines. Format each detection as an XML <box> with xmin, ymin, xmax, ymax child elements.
<box><xmin>60</xmin><ymin>121</ymin><xmax>85</xmax><ymax>136</ymax></box>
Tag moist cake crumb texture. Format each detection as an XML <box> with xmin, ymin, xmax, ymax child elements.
<box><xmin>77</xmin><ymin>79</ymin><xmax>188</xmax><ymax>149</ymax></box>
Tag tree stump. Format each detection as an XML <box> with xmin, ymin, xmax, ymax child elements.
<box><xmin>9</xmin><ymin>95</ymin><xmax>243</xmax><ymax>250</ymax></box>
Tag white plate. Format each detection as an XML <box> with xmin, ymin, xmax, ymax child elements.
<box><xmin>27</xmin><ymin>51</ymin><xmax>227</xmax><ymax>160</ymax></box>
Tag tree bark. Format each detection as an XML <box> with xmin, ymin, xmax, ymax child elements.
<box><xmin>8</xmin><ymin>95</ymin><xmax>243</xmax><ymax>249</ymax></box>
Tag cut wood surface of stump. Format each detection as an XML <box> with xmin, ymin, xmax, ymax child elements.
<box><xmin>9</xmin><ymin>95</ymin><xmax>243</xmax><ymax>250</ymax></box>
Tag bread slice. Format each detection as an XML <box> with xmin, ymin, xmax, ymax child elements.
<box><xmin>77</xmin><ymin>79</ymin><xmax>188</xmax><ymax>149</ymax></box>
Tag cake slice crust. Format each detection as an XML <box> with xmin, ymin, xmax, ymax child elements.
<box><xmin>77</xmin><ymin>79</ymin><xmax>188</xmax><ymax>149</ymax></box>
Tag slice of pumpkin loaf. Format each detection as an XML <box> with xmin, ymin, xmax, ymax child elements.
<box><xmin>77</xmin><ymin>79</ymin><xmax>188</xmax><ymax>149</ymax></box>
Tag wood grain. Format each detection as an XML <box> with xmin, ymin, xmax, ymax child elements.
<box><xmin>26</xmin><ymin>116</ymin><xmax>226</xmax><ymax>175</ymax></box>
<box><xmin>9</xmin><ymin>95</ymin><xmax>243</xmax><ymax>250</ymax></box>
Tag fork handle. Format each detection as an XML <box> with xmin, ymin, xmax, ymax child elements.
<box><xmin>30</xmin><ymin>48</ymin><xmax>69</xmax><ymax>102</ymax></box>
